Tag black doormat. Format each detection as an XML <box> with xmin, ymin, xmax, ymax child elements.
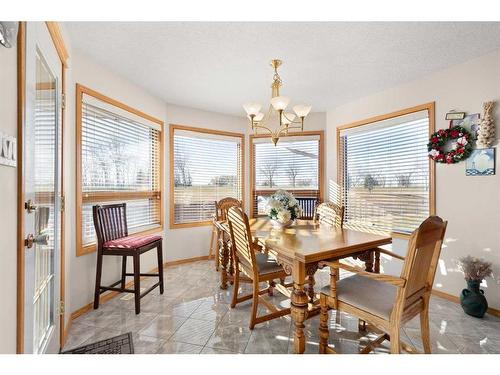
<box><xmin>61</xmin><ymin>332</ymin><xmax>134</xmax><ymax>354</ymax></box>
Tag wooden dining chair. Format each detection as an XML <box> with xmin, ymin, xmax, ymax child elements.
<box><xmin>92</xmin><ymin>203</ymin><xmax>164</xmax><ymax>315</ymax></box>
<box><xmin>314</xmin><ymin>201</ymin><xmax>380</xmax><ymax>275</ymax></box>
<box><xmin>209</xmin><ymin>197</ymin><xmax>242</xmax><ymax>272</ymax></box>
<box><xmin>313</xmin><ymin>202</ymin><xmax>344</xmax><ymax>227</ymax></box>
<box><xmin>227</xmin><ymin>206</ymin><xmax>291</xmax><ymax>329</ymax></box>
<box><xmin>302</xmin><ymin>202</ymin><xmax>345</xmax><ymax>302</ymax></box>
<box><xmin>318</xmin><ymin>216</ymin><xmax>447</xmax><ymax>354</ymax></box>
<box><xmin>296</xmin><ymin>197</ymin><xmax>319</xmax><ymax>219</ymax></box>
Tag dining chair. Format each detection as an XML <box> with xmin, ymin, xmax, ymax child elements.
<box><xmin>227</xmin><ymin>206</ymin><xmax>291</xmax><ymax>329</ymax></box>
<box><xmin>318</xmin><ymin>216</ymin><xmax>447</xmax><ymax>354</ymax></box>
<box><xmin>209</xmin><ymin>197</ymin><xmax>242</xmax><ymax>272</ymax></box>
<box><xmin>313</xmin><ymin>201</ymin><xmax>344</xmax><ymax>227</ymax></box>
<box><xmin>296</xmin><ymin>197</ymin><xmax>320</xmax><ymax>219</ymax></box>
<box><xmin>92</xmin><ymin>203</ymin><xmax>164</xmax><ymax>314</ymax></box>
<box><xmin>304</xmin><ymin>202</ymin><xmax>345</xmax><ymax>303</ymax></box>
<box><xmin>313</xmin><ymin>201</ymin><xmax>380</xmax><ymax>278</ymax></box>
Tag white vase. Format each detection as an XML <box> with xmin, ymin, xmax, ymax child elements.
<box><xmin>270</xmin><ymin>219</ymin><xmax>293</xmax><ymax>229</ymax></box>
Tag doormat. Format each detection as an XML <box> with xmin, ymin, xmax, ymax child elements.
<box><xmin>61</xmin><ymin>332</ymin><xmax>134</xmax><ymax>354</ymax></box>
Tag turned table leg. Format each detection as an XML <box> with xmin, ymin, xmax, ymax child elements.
<box><xmin>357</xmin><ymin>250</ymin><xmax>375</xmax><ymax>273</ymax></box>
<box><xmin>228</xmin><ymin>241</ymin><xmax>235</xmax><ymax>285</ymax></box>
<box><xmin>220</xmin><ymin>235</ymin><xmax>229</xmax><ymax>290</ymax></box>
<box><xmin>291</xmin><ymin>260</ymin><xmax>308</xmax><ymax>354</ymax></box>
<box><xmin>307</xmin><ymin>275</ymin><xmax>315</xmax><ymax>303</ymax></box>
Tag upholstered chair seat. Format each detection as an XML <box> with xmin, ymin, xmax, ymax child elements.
<box><xmin>321</xmin><ymin>275</ymin><xmax>396</xmax><ymax>320</ymax></box>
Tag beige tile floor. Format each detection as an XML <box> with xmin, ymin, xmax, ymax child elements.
<box><xmin>64</xmin><ymin>260</ymin><xmax>500</xmax><ymax>354</ymax></box>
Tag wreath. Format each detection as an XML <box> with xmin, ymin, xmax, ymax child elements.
<box><xmin>428</xmin><ymin>126</ymin><xmax>473</xmax><ymax>164</ymax></box>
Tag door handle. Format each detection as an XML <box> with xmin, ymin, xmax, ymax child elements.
<box><xmin>25</xmin><ymin>233</ymin><xmax>49</xmax><ymax>249</ymax></box>
<box><xmin>25</xmin><ymin>199</ymin><xmax>37</xmax><ymax>213</ymax></box>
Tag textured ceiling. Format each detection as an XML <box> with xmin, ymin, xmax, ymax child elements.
<box><xmin>64</xmin><ymin>22</ymin><xmax>500</xmax><ymax>115</ymax></box>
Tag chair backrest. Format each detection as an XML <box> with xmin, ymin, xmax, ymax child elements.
<box><xmin>296</xmin><ymin>197</ymin><xmax>319</xmax><ymax>219</ymax></box>
<box><xmin>92</xmin><ymin>203</ymin><xmax>128</xmax><ymax>247</ymax></box>
<box><xmin>314</xmin><ymin>202</ymin><xmax>344</xmax><ymax>228</ymax></box>
<box><xmin>215</xmin><ymin>197</ymin><xmax>242</xmax><ymax>221</ymax></box>
<box><xmin>396</xmin><ymin>216</ymin><xmax>447</xmax><ymax>314</ymax></box>
<box><xmin>227</xmin><ymin>206</ymin><xmax>257</xmax><ymax>278</ymax></box>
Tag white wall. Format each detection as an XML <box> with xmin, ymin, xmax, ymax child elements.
<box><xmin>326</xmin><ymin>50</ymin><xmax>500</xmax><ymax>309</ymax></box>
<box><xmin>0</xmin><ymin>45</ymin><xmax>18</xmax><ymax>354</ymax></box>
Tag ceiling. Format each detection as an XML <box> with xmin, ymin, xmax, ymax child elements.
<box><xmin>64</xmin><ymin>22</ymin><xmax>500</xmax><ymax>115</ymax></box>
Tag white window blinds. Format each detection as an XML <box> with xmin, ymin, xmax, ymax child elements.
<box><xmin>80</xmin><ymin>95</ymin><xmax>162</xmax><ymax>247</ymax></box>
<box><xmin>172</xmin><ymin>127</ymin><xmax>243</xmax><ymax>226</ymax></box>
<box><xmin>252</xmin><ymin>135</ymin><xmax>321</xmax><ymax>216</ymax></box>
<box><xmin>339</xmin><ymin>110</ymin><xmax>430</xmax><ymax>235</ymax></box>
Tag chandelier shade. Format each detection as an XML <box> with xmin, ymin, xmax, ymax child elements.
<box><xmin>293</xmin><ymin>105</ymin><xmax>312</xmax><ymax>118</ymax></box>
<box><xmin>270</xmin><ymin>96</ymin><xmax>290</xmax><ymax>111</ymax></box>
<box><xmin>243</xmin><ymin>102</ymin><xmax>262</xmax><ymax>117</ymax></box>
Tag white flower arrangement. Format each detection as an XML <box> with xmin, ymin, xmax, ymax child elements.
<box><xmin>265</xmin><ymin>190</ymin><xmax>302</xmax><ymax>224</ymax></box>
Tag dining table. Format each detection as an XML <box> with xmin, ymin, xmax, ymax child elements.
<box><xmin>214</xmin><ymin>217</ymin><xmax>392</xmax><ymax>354</ymax></box>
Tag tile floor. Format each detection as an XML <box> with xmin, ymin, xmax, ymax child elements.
<box><xmin>64</xmin><ymin>260</ymin><xmax>500</xmax><ymax>354</ymax></box>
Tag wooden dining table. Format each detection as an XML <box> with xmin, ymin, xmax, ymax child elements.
<box><xmin>214</xmin><ymin>217</ymin><xmax>392</xmax><ymax>354</ymax></box>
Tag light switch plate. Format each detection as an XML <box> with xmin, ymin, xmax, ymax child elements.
<box><xmin>0</xmin><ymin>131</ymin><xmax>17</xmax><ymax>167</ymax></box>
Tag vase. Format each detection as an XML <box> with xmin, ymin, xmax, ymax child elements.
<box><xmin>270</xmin><ymin>219</ymin><xmax>293</xmax><ymax>230</ymax></box>
<box><xmin>460</xmin><ymin>279</ymin><xmax>488</xmax><ymax>318</ymax></box>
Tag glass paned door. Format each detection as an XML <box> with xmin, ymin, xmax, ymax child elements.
<box><xmin>23</xmin><ymin>22</ymin><xmax>62</xmax><ymax>354</ymax></box>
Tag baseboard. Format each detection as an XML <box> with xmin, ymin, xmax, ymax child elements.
<box><xmin>165</xmin><ymin>255</ymin><xmax>209</xmax><ymax>267</ymax></box>
<box><xmin>61</xmin><ymin>317</ymin><xmax>72</xmax><ymax>348</ymax></box>
<box><xmin>70</xmin><ymin>255</ymin><xmax>212</xmax><ymax>321</ymax></box>
<box><xmin>431</xmin><ymin>289</ymin><xmax>500</xmax><ymax>317</ymax></box>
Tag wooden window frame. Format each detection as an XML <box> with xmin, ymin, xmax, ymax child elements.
<box><xmin>336</xmin><ymin>102</ymin><xmax>436</xmax><ymax>239</ymax></box>
<box><xmin>249</xmin><ymin>130</ymin><xmax>325</xmax><ymax>218</ymax></box>
<box><xmin>169</xmin><ymin>124</ymin><xmax>245</xmax><ymax>229</ymax></box>
<box><xmin>76</xmin><ymin>84</ymin><xmax>165</xmax><ymax>256</ymax></box>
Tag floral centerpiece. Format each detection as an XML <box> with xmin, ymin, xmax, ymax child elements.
<box><xmin>458</xmin><ymin>256</ymin><xmax>493</xmax><ymax>318</ymax></box>
<box><xmin>265</xmin><ymin>190</ymin><xmax>302</xmax><ymax>229</ymax></box>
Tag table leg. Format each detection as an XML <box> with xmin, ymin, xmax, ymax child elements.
<box><xmin>358</xmin><ymin>250</ymin><xmax>375</xmax><ymax>272</ymax></box>
<box><xmin>291</xmin><ymin>260</ymin><xmax>308</xmax><ymax>354</ymax></box>
<box><xmin>374</xmin><ymin>250</ymin><xmax>380</xmax><ymax>274</ymax></box>
<box><xmin>307</xmin><ymin>275</ymin><xmax>315</xmax><ymax>303</ymax></box>
<box><xmin>220</xmin><ymin>237</ymin><xmax>229</xmax><ymax>290</ymax></box>
<box><xmin>228</xmin><ymin>242</ymin><xmax>234</xmax><ymax>285</ymax></box>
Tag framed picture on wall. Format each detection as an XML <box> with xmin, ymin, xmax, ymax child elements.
<box><xmin>445</xmin><ymin>111</ymin><xmax>466</xmax><ymax>121</ymax></box>
<box><xmin>452</xmin><ymin>113</ymin><xmax>481</xmax><ymax>139</ymax></box>
<box><xmin>465</xmin><ymin>148</ymin><xmax>495</xmax><ymax>176</ymax></box>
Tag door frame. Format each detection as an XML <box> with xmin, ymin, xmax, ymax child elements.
<box><xmin>16</xmin><ymin>21</ymin><xmax>69</xmax><ymax>354</ymax></box>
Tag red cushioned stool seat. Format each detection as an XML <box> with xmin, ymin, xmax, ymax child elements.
<box><xmin>104</xmin><ymin>234</ymin><xmax>162</xmax><ymax>250</ymax></box>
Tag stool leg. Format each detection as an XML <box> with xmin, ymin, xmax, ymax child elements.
<box><xmin>93</xmin><ymin>250</ymin><xmax>103</xmax><ymax>309</ymax></box>
<box><xmin>133</xmin><ymin>253</ymin><xmax>141</xmax><ymax>314</ymax></box>
<box><xmin>121</xmin><ymin>256</ymin><xmax>127</xmax><ymax>291</ymax></box>
<box><xmin>157</xmin><ymin>241</ymin><xmax>164</xmax><ymax>294</ymax></box>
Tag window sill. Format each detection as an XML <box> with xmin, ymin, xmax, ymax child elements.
<box><xmin>169</xmin><ymin>221</ymin><xmax>212</xmax><ymax>230</ymax></box>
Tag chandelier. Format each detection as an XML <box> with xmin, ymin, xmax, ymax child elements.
<box><xmin>243</xmin><ymin>59</ymin><xmax>312</xmax><ymax>145</ymax></box>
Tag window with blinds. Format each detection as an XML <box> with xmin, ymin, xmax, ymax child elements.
<box><xmin>170</xmin><ymin>125</ymin><xmax>244</xmax><ymax>227</ymax></box>
<box><xmin>76</xmin><ymin>85</ymin><xmax>164</xmax><ymax>255</ymax></box>
<box><xmin>338</xmin><ymin>108</ymin><xmax>432</xmax><ymax>235</ymax></box>
<box><xmin>251</xmin><ymin>133</ymin><xmax>323</xmax><ymax>217</ymax></box>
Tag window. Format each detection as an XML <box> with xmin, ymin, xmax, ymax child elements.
<box><xmin>170</xmin><ymin>124</ymin><xmax>244</xmax><ymax>228</ymax></box>
<box><xmin>76</xmin><ymin>84</ymin><xmax>164</xmax><ymax>256</ymax></box>
<box><xmin>250</xmin><ymin>132</ymin><xmax>324</xmax><ymax>217</ymax></box>
<box><xmin>338</xmin><ymin>103</ymin><xmax>435</xmax><ymax>236</ymax></box>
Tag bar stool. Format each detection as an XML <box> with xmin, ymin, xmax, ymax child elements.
<box><xmin>92</xmin><ymin>203</ymin><xmax>164</xmax><ymax>314</ymax></box>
